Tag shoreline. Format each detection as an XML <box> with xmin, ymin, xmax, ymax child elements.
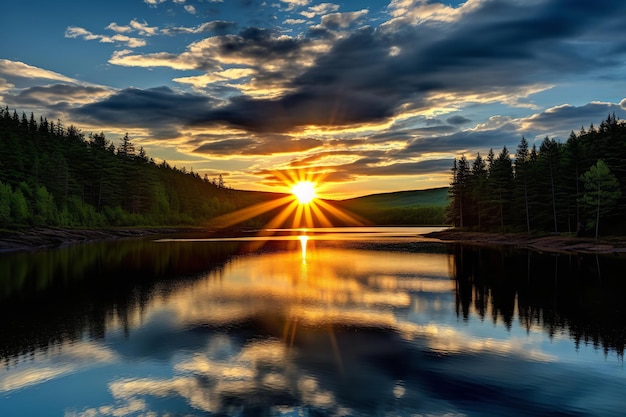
<box><xmin>0</xmin><ymin>227</ymin><xmax>192</xmax><ymax>253</ymax></box>
<box><xmin>2</xmin><ymin>226</ymin><xmax>626</xmax><ymax>255</ymax></box>
<box><xmin>423</xmin><ymin>229</ymin><xmax>626</xmax><ymax>254</ymax></box>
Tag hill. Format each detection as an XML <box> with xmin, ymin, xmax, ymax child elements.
<box><xmin>335</xmin><ymin>187</ymin><xmax>449</xmax><ymax>226</ymax></box>
<box><xmin>338</xmin><ymin>187</ymin><xmax>449</xmax><ymax>209</ymax></box>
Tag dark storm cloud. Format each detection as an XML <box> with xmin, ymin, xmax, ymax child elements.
<box><xmin>317</xmin><ymin>10</ymin><xmax>369</xmax><ymax>31</ymax></box>
<box><xmin>218</xmin><ymin>27</ymin><xmax>307</xmax><ymax>61</ymax></box>
<box><xmin>345</xmin><ymin>158</ymin><xmax>455</xmax><ymax>177</ymax></box>
<box><xmin>193</xmin><ymin>136</ymin><xmax>323</xmax><ymax>155</ymax></box>
<box><xmin>402</xmin><ymin>122</ymin><xmax>521</xmax><ymax>156</ymax></box>
<box><xmin>307</xmin><ymin>26</ymin><xmax>335</xmax><ymax>40</ymax></box>
<box><xmin>447</xmin><ymin>115</ymin><xmax>471</xmax><ymax>126</ymax></box>
<box><xmin>194</xmin><ymin>88</ymin><xmax>395</xmax><ymax>132</ymax></box>
<box><xmin>287</xmin><ymin>148</ymin><xmax>386</xmax><ymax>168</ymax></box>
<box><xmin>262</xmin><ymin>153</ymin><xmax>452</xmax><ymax>183</ymax></box>
<box><xmin>73</xmin><ymin>86</ymin><xmax>215</xmax><ymax>129</ymax></box>
<box><xmin>4</xmin><ymin>84</ymin><xmax>111</xmax><ymax>107</ymax></box>
<box><xmin>525</xmin><ymin>102</ymin><xmax>626</xmax><ymax>133</ymax></box>
<box><xmin>193</xmin><ymin>0</ymin><xmax>626</xmax><ymax>133</ymax></box>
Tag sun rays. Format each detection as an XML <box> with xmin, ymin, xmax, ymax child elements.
<box><xmin>208</xmin><ymin>170</ymin><xmax>367</xmax><ymax>231</ymax></box>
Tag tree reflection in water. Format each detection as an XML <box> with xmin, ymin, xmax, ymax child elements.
<box><xmin>452</xmin><ymin>244</ymin><xmax>626</xmax><ymax>356</ymax></box>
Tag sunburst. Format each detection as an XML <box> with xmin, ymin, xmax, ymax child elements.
<box><xmin>291</xmin><ymin>181</ymin><xmax>317</xmax><ymax>205</ymax></box>
<box><xmin>208</xmin><ymin>170</ymin><xmax>367</xmax><ymax>230</ymax></box>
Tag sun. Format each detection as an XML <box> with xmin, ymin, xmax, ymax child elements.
<box><xmin>291</xmin><ymin>181</ymin><xmax>317</xmax><ymax>205</ymax></box>
<box><xmin>208</xmin><ymin>169</ymin><xmax>365</xmax><ymax>230</ymax></box>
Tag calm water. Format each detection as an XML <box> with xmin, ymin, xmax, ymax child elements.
<box><xmin>1</xmin><ymin>227</ymin><xmax>625</xmax><ymax>416</ymax></box>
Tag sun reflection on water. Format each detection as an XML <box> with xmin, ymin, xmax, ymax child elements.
<box><xmin>298</xmin><ymin>234</ymin><xmax>308</xmax><ymax>263</ymax></box>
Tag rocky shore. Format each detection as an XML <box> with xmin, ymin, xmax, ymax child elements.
<box><xmin>424</xmin><ymin>229</ymin><xmax>626</xmax><ymax>254</ymax></box>
<box><xmin>0</xmin><ymin>227</ymin><xmax>187</xmax><ymax>253</ymax></box>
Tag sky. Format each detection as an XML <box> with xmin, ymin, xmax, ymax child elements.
<box><xmin>2</xmin><ymin>0</ymin><xmax>626</xmax><ymax>199</ymax></box>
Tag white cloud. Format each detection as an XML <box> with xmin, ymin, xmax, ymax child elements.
<box><xmin>144</xmin><ymin>0</ymin><xmax>166</xmax><ymax>6</ymax></box>
<box><xmin>129</xmin><ymin>19</ymin><xmax>159</xmax><ymax>36</ymax></box>
<box><xmin>0</xmin><ymin>78</ymin><xmax>14</xmax><ymax>92</ymax></box>
<box><xmin>173</xmin><ymin>68</ymin><xmax>256</xmax><ymax>90</ymax></box>
<box><xmin>284</xmin><ymin>18</ymin><xmax>307</xmax><ymax>25</ymax></box>
<box><xmin>387</xmin><ymin>0</ymin><xmax>482</xmax><ymax>24</ymax></box>
<box><xmin>106</xmin><ymin>22</ymin><xmax>132</xmax><ymax>34</ymax></box>
<box><xmin>184</xmin><ymin>5</ymin><xmax>196</xmax><ymax>14</ymax></box>
<box><xmin>301</xmin><ymin>2</ymin><xmax>339</xmax><ymax>18</ymax></box>
<box><xmin>281</xmin><ymin>0</ymin><xmax>310</xmax><ymax>10</ymax></box>
<box><xmin>109</xmin><ymin>49</ymin><xmax>202</xmax><ymax>70</ymax></box>
<box><xmin>0</xmin><ymin>59</ymin><xmax>78</xmax><ymax>83</ymax></box>
<box><xmin>65</xmin><ymin>26</ymin><xmax>147</xmax><ymax>48</ymax></box>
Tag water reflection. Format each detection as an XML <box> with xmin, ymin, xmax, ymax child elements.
<box><xmin>299</xmin><ymin>234</ymin><xmax>308</xmax><ymax>262</ymax></box>
<box><xmin>1</xmin><ymin>229</ymin><xmax>626</xmax><ymax>416</ymax></box>
<box><xmin>452</xmin><ymin>245</ymin><xmax>626</xmax><ymax>355</ymax></box>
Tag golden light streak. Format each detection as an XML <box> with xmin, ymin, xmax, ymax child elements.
<box><xmin>208</xmin><ymin>195</ymin><xmax>293</xmax><ymax>228</ymax></box>
<box><xmin>298</xmin><ymin>235</ymin><xmax>308</xmax><ymax>261</ymax></box>
<box><xmin>209</xmin><ymin>169</ymin><xmax>368</xmax><ymax>231</ymax></box>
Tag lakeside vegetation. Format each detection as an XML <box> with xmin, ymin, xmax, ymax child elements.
<box><xmin>448</xmin><ymin>114</ymin><xmax>626</xmax><ymax>238</ymax></box>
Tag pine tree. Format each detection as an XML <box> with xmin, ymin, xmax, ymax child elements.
<box><xmin>449</xmin><ymin>156</ymin><xmax>471</xmax><ymax>227</ymax></box>
<box><xmin>580</xmin><ymin>160</ymin><xmax>621</xmax><ymax>239</ymax></box>
<box><xmin>489</xmin><ymin>147</ymin><xmax>513</xmax><ymax>231</ymax></box>
<box><xmin>117</xmin><ymin>133</ymin><xmax>135</xmax><ymax>158</ymax></box>
<box><xmin>470</xmin><ymin>153</ymin><xmax>488</xmax><ymax>230</ymax></box>
<box><xmin>514</xmin><ymin>137</ymin><xmax>531</xmax><ymax>232</ymax></box>
<box><xmin>539</xmin><ymin>137</ymin><xmax>561</xmax><ymax>233</ymax></box>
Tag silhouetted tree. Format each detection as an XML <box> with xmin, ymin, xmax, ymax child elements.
<box><xmin>514</xmin><ymin>137</ymin><xmax>531</xmax><ymax>232</ymax></box>
<box><xmin>580</xmin><ymin>160</ymin><xmax>621</xmax><ymax>239</ymax></box>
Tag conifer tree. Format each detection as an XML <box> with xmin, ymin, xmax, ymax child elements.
<box><xmin>515</xmin><ymin>137</ymin><xmax>531</xmax><ymax>233</ymax></box>
<box><xmin>470</xmin><ymin>153</ymin><xmax>487</xmax><ymax>230</ymax></box>
<box><xmin>580</xmin><ymin>160</ymin><xmax>621</xmax><ymax>239</ymax></box>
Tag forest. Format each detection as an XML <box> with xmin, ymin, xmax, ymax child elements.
<box><xmin>0</xmin><ymin>106</ymin><xmax>277</xmax><ymax>228</ymax></box>
<box><xmin>447</xmin><ymin>114</ymin><xmax>626</xmax><ymax>237</ymax></box>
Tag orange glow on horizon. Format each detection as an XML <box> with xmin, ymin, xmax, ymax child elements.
<box><xmin>208</xmin><ymin>169</ymin><xmax>368</xmax><ymax>231</ymax></box>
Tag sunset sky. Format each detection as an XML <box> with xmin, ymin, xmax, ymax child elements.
<box><xmin>2</xmin><ymin>0</ymin><xmax>626</xmax><ymax>198</ymax></box>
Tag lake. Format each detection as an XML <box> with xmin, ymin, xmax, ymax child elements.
<box><xmin>1</xmin><ymin>227</ymin><xmax>625</xmax><ymax>416</ymax></box>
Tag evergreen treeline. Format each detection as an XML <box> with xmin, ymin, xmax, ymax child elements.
<box><xmin>448</xmin><ymin>114</ymin><xmax>626</xmax><ymax>237</ymax></box>
<box><xmin>0</xmin><ymin>106</ymin><xmax>266</xmax><ymax>228</ymax></box>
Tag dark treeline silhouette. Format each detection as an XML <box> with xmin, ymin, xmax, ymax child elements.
<box><xmin>0</xmin><ymin>106</ymin><xmax>275</xmax><ymax>228</ymax></box>
<box><xmin>448</xmin><ymin>114</ymin><xmax>625</xmax><ymax>237</ymax></box>
<box><xmin>453</xmin><ymin>245</ymin><xmax>626</xmax><ymax>356</ymax></box>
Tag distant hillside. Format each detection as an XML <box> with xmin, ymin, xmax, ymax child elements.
<box><xmin>338</xmin><ymin>187</ymin><xmax>449</xmax><ymax>209</ymax></box>
<box><xmin>335</xmin><ymin>187</ymin><xmax>449</xmax><ymax>226</ymax></box>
